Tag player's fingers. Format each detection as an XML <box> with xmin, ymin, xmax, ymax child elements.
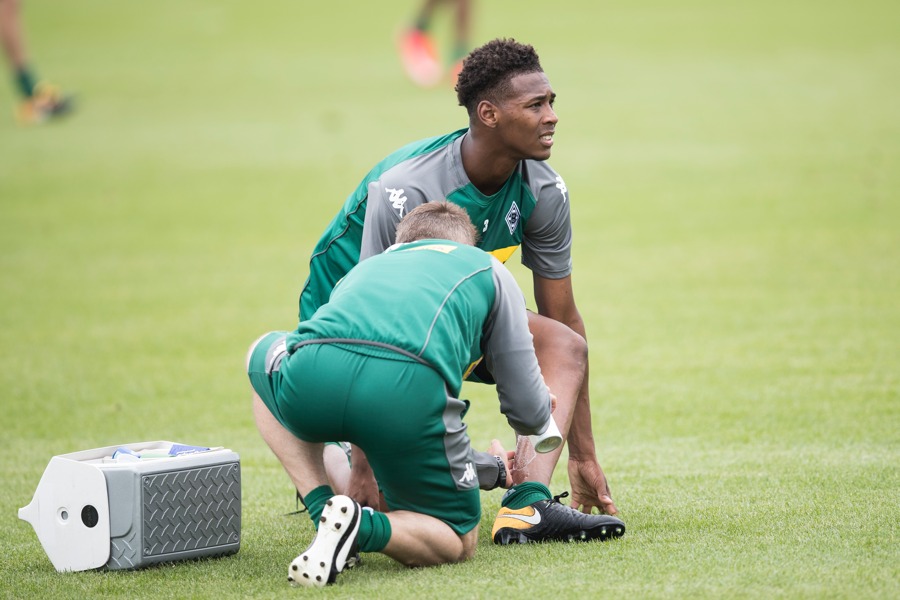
<box><xmin>601</xmin><ymin>495</ymin><xmax>619</xmax><ymax>515</ymax></box>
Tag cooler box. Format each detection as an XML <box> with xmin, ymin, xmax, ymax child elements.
<box><xmin>19</xmin><ymin>441</ymin><xmax>241</xmax><ymax>572</ymax></box>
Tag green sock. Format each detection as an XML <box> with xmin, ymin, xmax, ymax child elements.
<box><xmin>357</xmin><ymin>507</ymin><xmax>392</xmax><ymax>553</ymax></box>
<box><xmin>302</xmin><ymin>485</ymin><xmax>335</xmax><ymax>529</ymax></box>
<box><xmin>14</xmin><ymin>67</ymin><xmax>37</xmax><ymax>98</ymax></box>
<box><xmin>302</xmin><ymin>487</ymin><xmax>391</xmax><ymax>552</ymax></box>
<box><xmin>501</xmin><ymin>481</ymin><xmax>552</xmax><ymax>509</ymax></box>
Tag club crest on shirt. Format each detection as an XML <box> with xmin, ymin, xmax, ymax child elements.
<box><xmin>386</xmin><ymin>187</ymin><xmax>408</xmax><ymax>217</ymax></box>
<box><xmin>505</xmin><ymin>201</ymin><xmax>521</xmax><ymax>235</ymax></box>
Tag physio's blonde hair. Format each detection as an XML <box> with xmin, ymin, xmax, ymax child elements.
<box><xmin>395</xmin><ymin>201</ymin><xmax>479</xmax><ymax>246</ymax></box>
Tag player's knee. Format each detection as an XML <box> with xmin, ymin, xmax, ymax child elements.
<box><xmin>532</xmin><ymin>316</ymin><xmax>588</xmax><ymax>370</ymax></box>
<box><xmin>575</xmin><ymin>337</ymin><xmax>588</xmax><ymax>370</ymax></box>
<box><xmin>555</xmin><ymin>325</ymin><xmax>588</xmax><ymax>368</ymax></box>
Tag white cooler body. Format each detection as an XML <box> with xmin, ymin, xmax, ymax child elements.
<box><xmin>19</xmin><ymin>441</ymin><xmax>241</xmax><ymax>572</ymax></box>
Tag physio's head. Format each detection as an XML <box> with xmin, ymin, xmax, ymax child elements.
<box><xmin>395</xmin><ymin>201</ymin><xmax>478</xmax><ymax>246</ymax></box>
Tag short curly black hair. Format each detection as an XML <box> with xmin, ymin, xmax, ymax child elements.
<box><xmin>455</xmin><ymin>38</ymin><xmax>543</xmax><ymax>115</ymax></box>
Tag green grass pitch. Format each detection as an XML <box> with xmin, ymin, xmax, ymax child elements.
<box><xmin>1</xmin><ymin>1</ymin><xmax>897</xmax><ymax>598</ymax></box>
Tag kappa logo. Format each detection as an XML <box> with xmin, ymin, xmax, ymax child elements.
<box><xmin>386</xmin><ymin>187</ymin><xmax>408</xmax><ymax>217</ymax></box>
<box><xmin>505</xmin><ymin>201</ymin><xmax>521</xmax><ymax>235</ymax></box>
<box><xmin>500</xmin><ymin>507</ymin><xmax>542</xmax><ymax>526</ymax></box>
<box><xmin>555</xmin><ymin>176</ymin><xmax>568</xmax><ymax>202</ymax></box>
<box><xmin>458</xmin><ymin>462</ymin><xmax>476</xmax><ymax>484</ymax></box>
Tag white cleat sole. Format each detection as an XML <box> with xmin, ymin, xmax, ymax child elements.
<box><xmin>288</xmin><ymin>495</ymin><xmax>361</xmax><ymax>587</ymax></box>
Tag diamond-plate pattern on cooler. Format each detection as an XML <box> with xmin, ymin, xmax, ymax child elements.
<box><xmin>142</xmin><ymin>463</ymin><xmax>241</xmax><ymax>556</ymax></box>
<box><xmin>108</xmin><ymin>530</ymin><xmax>140</xmax><ymax>569</ymax></box>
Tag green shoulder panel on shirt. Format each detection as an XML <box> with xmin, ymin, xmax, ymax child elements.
<box><xmin>299</xmin><ymin>129</ymin><xmax>467</xmax><ymax>320</ymax></box>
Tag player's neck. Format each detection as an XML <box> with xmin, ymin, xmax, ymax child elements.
<box><xmin>460</xmin><ymin>132</ymin><xmax>518</xmax><ymax>197</ymax></box>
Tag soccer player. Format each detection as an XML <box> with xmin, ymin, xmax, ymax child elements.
<box><xmin>300</xmin><ymin>38</ymin><xmax>622</xmax><ymax>545</ymax></box>
<box><xmin>397</xmin><ymin>0</ymin><xmax>473</xmax><ymax>87</ymax></box>
<box><xmin>0</xmin><ymin>0</ymin><xmax>72</xmax><ymax>124</ymax></box>
<box><xmin>249</xmin><ymin>203</ymin><xmax>626</xmax><ymax>587</ymax></box>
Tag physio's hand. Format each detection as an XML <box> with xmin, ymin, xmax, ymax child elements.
<box><xmin>568</xmin><ymin>456</ymin><xmax>619</xmax><ymax>515</ymax></box>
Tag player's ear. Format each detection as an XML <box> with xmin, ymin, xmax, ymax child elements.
<box><xmin>476</xmin><ymin>100</ymin><xmax>499</xmax><ymax>128</ymax></box>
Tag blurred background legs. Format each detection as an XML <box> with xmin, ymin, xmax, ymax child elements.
<box><xmin>0</xmin><ymin>0</ymin><xmax>73</xmax><ymax>124</ymax></box>
<box><xmin>397</xmin><ymin>0</ymin><xmax>472</xmax><ymax>87</ymax></box>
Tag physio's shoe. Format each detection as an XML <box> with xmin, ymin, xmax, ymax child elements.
<box><xmin>288</xmin><ymin>495</ymin><xmax>361</xmax><ymax>587</ymax></box>
<box><xmin>491</xmin><ymin>491</ymin><xmax>626</xmax><ymax>545</ymax></box>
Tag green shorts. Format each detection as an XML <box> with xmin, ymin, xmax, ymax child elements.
<box><xmin>247</xmin><ymin>331</ymin><xmax>481</xmax><ymax>535</ymax></box>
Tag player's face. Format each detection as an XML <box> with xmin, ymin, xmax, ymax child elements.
<box><xmin>496</xmin><ymin>71</ymin><xmax>558</xmax><ymax>161</ymax></box>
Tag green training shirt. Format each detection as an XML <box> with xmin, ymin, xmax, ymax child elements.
<box><xmin>288</xmin><ymin>239</ymin><xmax>552</xmax><ymax>436</ymax></box>
<box><xmin>299</xmin><ymin>128</ymin><xmax>572</xmax><ymax>321</ymax></box>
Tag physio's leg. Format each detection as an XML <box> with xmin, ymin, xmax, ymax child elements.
<box><xmin>247</xmin><ymin>334</ymin><xmax>329</xmax><ymax>495</ymax></box>
<box><xmin>383</xmin><ymin>512</ymin><xmax>478</xmax><ymax>567</ymax></box>
<box><xmin>291</xmin><ymin>495</ymin><xmax>477</xmax><ymax>588</ymax></box>
<box><xmin>338</xmin><ymin>353</ymin><xmax>481</xmax><ymax>566</ymax></box>
<box><xmin>247</xmin><ymin>334</ymin><xmax>355</xmax><ymax>496</ymax></box>
<box><xmin>253</xmin><ymin>395</ymin><xmax>329</xmax><ymax>496</ymax></box>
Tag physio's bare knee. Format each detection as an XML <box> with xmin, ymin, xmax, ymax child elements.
<box><xmin>245</xmin><ymin>333</ymin><xmax>269</xmax><ymax>369</ymax></box>
<box><xmin>456</xmin><ymin>528</ymin><xmax>478</xmax><ymax>562</ymax></box>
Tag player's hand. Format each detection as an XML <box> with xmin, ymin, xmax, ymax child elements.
<box><xmin>567</xmin><ymin>456</ymin><xmax>618</xmax><ymax>515</ymax></box>
<box><xmin>346</xmin><ymin>446</ymin><xmax>383</xmax><ymax>511</ymax></box>
<box><xmin>488</xmin><ymin>439</ymin><xmax>515</xmax><ymax>489</ymax></box>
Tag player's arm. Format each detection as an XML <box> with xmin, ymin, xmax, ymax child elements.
<box><xmin>522</xmin><ymin>173</ymin><xmax>617</xmax><ymax>513</ymax></box>
<box><xmin>521</xmin><ymin>172</ymin><xmax>598</xmax><ymax>457</ymax></box>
